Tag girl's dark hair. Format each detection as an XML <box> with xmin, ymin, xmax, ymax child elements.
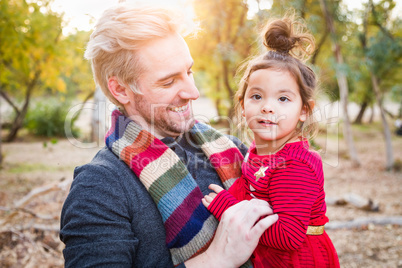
<box><xmin>235</xmin><ymin>14</ymin><xmax>318</xmax><ymax>139</ymax></box>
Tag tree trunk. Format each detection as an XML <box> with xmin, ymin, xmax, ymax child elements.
<box><xmin>0</xmin><ymin>96</ymin><xmax>3</xmax><ymax>166</ymax></box>
<box><xmin>6</xmin><ymin>98</ymin><xmax>29</xmax><ymax>142</ymax></box>
<box><xmin>361</xmin><ymin>0</ymin><xmax>394</xmax><ymax>170</ymax></box>
<box><xmin>73</xmin><ymin>91</ymin><xmax>95</xmax><ymax>125</ymax></box>
<box><xmin>319</xmin><ymin>0</ymin><xmax>360</xmax><ymax>166</ymax></box>
<box><xmin>354</xmin><ymin>100</ymin><xmax>368</xmax><ymax>124</ymax></box>
<box><xmin>370</xmin><ymin>74</ymin><xmax>394</xmax><ymax>170</ymax></box>
<box><xmin>214</xmin><ymin>99</ymin><xmax>222</xmax><ymax>118</ymax></box>
<box><xmin>222</xmin><ymin>60</ymin><xmax>234</xmax><ymax>117</ymax></box>
<box><xmin>5</xmin><ymin>70</ymin><xmax>40</xmax><ymax>142</ymax></box>
<box><xmin>91</xmin><ymin>86</ymin><xmax>106</xmax><ymax>144</ymax></box>
<box><xmin>214</xmin><ymin>74</ymin><xmax>223</xmax><ymax>119</ymax></box>
<box><xmin>311</xmin><ymin>31</ymin><xmax>329</xmax><ymax>65</ymax></box>
<box><xmin>369</xmin><ymin>105</ymin><xmax>375</xmax><ymax>123</ymax></box>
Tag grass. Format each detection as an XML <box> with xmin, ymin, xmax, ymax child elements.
<box><xmin>6</xmin><ymin>163</ymin><xmax>71</xmax><ymax>174</ymax></box>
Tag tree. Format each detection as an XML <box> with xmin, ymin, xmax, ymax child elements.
<box><xmin>0</xmin><ymin>1</ymin><xmax>95</xmax><ymax>141</ymax></box>
<box><xmin>61</xmin><ymin>30</ymin><xmax>95</xmax><ymax>138</ymax></box>
<box><xmin>188</xmin><ymin>0</ymin><xmax>257</xmax><ymax>119</ymax></box>
<box><xmin>0</xmin><ymin>0</ymin><xmax>66</xmax><ymax>141</ymax></box>
<box><xmin>267</xmin><ymin>0</ymin><xmax>342</xmax><ymax>113</ymax></box>
<box><xmin>358</xmin><ymin>0</ymin><xmax>402</xmax><ymax>170</ymax></box>
<box><xmin>319</xmin><ymin>0</ymin><xmax>361</xmax><ymax>167</ymax></box>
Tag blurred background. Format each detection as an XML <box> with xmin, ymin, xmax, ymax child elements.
<box><xmin>0</xmin><ymin>0</ymin><xmax>401</xmax><ymax>267</ymax></box>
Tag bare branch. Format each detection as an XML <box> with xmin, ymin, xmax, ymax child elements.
<box><xmin>369</xmin><ymin>0</ymin><xmax>394</xmax><ymax>40</ymax></box>
<box><xmin>0</xmin><ymin>90</ymin><xmax>20</xmax><ymax>115</ymax></box>
<box><xmin>311</xmin><ymin>31</ymin><xmax>329</xmax><ymax>65</ymax></box>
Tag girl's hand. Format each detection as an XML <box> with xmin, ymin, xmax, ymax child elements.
<box><xmin>186</xmin><ymin>199</ymin><xmax>278</xmax><ymax>268</ymax></box>
<box><xmin>202</xmin><ymin>184</ymin><xmax>224</xmax><ymax>208</ymax></box>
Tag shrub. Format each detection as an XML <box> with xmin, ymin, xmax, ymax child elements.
<box><xmin>24</xmin><ymin>100</ymin><xmax>79</xmax><ymax>138</ymax></box>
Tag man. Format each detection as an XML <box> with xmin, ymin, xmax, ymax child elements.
<box><xmin>60</xmin><ymin>3</ymin><xmax>278</xmax><ymax>267</ymax></box>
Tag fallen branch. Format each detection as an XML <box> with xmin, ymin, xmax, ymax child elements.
<box><xmin>14</xmin><ymin>177</ymin><xmax>71</xmax><ymax>208</ymax></box>
<box><xmin>326</xmin><ymin>216</ymin><xmax>402</xmax><ymax>230</ymax></box>
<box><xmin>0</xmin><ymin>177</ymin><xmax>72</xmax><ymax>226</ymax></box>
<box><xmin>25</xmin><ymin>224</ymin><xmax>60</xmax><ymax>233</ymax></box>
<box><xmin>326</xmin><ymin>193</ymin><xmax>379</xmax><ymax>212</ymax></box>
<box><xmin>17</xmin><ymin>207</ymin><xmax>57</xmax><ymax>220</ymax></box>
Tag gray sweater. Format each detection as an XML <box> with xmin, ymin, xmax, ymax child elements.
<box><xmin>60</xmin><ymin>135</ymin><xmax>247</xmax><ymax>267</ymax></box>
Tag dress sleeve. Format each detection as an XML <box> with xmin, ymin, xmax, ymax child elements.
<box><xmin>259</xmin><ymin>157</ymin><xmax>320</xmax><ymax>251</ymax></box>
<box><xmin>206</xmin><ymin>177</ymin><xmax>245</xmax><ymax>220</ymax></box>
<box><xmin>60</xmin><ymin>164</ymin><xmax>138</xmax><ymax>267</ymax></box>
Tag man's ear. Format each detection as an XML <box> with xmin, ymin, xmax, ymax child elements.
<box><xmin>299</xmin><ymin>99</ymin><xmax>315</xmax><ymax>122</ymax></box>
<box><xmin>108</xmin><ymin>76</ymin><xmax>130</xmax><ymax>105</ymax></box>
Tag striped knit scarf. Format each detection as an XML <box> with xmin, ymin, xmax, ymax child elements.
<box><xmin>105</xmin><ymin>110</ymin><xmax>244</xmax><ymax>265</ymax></box>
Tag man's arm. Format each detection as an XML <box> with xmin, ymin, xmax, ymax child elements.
<box><xmin>60</xmin><ymin>164</ymin><xmax>140</xmax><ymax>267</ymax></box>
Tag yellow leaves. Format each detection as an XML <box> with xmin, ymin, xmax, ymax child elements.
<box><xmin>56</xmin><ymin>78</ymin><xmax>66</xmax><ymax>93</ymax></box>
<box><xmin>40</xmin><ymin>67</ymin><xmax>66</xmax><ymax>93</ymax></box>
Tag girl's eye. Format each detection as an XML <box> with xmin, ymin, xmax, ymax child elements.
<box><xmin>279</xmin><ymin>96</ymin><xmax>289</xmax><ymax>102</ymax></box>
<box><xmin>251</xmin><ymin>94</ymin><xmax>262</xmax><ymax>100</ymax></box>
<box><xmin>188</xmin><ymin>70</ymin><xmax>194</xmax><ymax>76</ymax></box>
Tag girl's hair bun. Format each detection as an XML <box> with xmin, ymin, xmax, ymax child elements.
<box><xmin>261</xmin><ymin>15</ymin><xmax>315</xmax><ymax>60</ymax></box>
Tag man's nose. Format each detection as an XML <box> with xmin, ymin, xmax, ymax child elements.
<box><xmin>179</xmin><ymin>78</ymin><xmax>200</xmax><ymax>100</ymax></box>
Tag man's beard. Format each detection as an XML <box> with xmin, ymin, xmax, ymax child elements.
<box><xmin>134</xmin><ymin>95</ymin><xmax>195</xmax><ymax>137</ymax></box>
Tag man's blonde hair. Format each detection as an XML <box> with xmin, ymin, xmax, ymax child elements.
<box><xmin>85</xmin><ymin>3</ymin><xmax>195</xmax><ymax>108</ymax></box>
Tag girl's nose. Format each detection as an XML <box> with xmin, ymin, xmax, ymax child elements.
<box><xmin>261</xmin><ymin>103</ymin><xmax>274</xmax><ymax>114</ymax></box>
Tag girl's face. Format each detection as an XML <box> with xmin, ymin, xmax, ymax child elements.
<box><xmin>242</xmin><ymin>68</ymin><xmax>308</xmax><ymax>153</ymax></box>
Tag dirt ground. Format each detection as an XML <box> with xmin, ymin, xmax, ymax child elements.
<box><xmin>0</xmin><ymin>124</ymin><xmax>401</xmax><ymax>267</ymax></box>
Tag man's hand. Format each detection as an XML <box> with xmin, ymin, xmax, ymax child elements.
<box><xmin>185</xmin><ymin>199</ymin><xmax>278</xmax><ymax>268</ymax></box>
<box><xmin>202</xmin><ymin>184</ymin><xmax>224</xmax><ymax>208</ymax></box>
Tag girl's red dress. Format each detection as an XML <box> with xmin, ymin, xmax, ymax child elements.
<box><xmin>208</xmin><ymin>140</ymin><xmax>340</xmax><ymax>268</ymax></box>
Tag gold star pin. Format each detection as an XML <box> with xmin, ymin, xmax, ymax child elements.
<box><xmin>254</xmin><ymin>166</ymin><xmax>269</xmax><ymax>181</ymax></box>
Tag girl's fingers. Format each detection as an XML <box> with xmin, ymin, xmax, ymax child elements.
<box><xmin>201</xmin><ymin>197</ymin><xmax>209</xmax><ymax>208</ymax></box>
<box><xmin>204</xmin><ymin>195</ymin><xmax>214</xmax><ymax>203</ymax></box>
<box><xmin>208</xmin><ymin>184</ymin><xmax>224</xmax><ymax>194</ymax></box>
<box><xmin>205</xmin><ymin>199</ymin><xmax>277</xmax><ymax>267</ymax></box>
<box><xmin>202</xmin><ymin>194</ymin><xmax>217</xmax><ymax>208</ymax></box>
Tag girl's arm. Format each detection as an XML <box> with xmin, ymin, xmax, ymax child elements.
<box><xmin>202</xmin><ymin>177</ymin><xmax>246</xmax><ymax>221</ymax></box>
<box><xmin>259</xmin><ymin>157</ymin><xmax>320</xmax><ymax>251</ymax></box>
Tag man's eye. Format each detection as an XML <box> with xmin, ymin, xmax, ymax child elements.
<box><xmin>279</xmin><ymin>96</ymin><xmax>289</xmax><ymax>102</ymax></box>
<box><xmin>163</xmin><ymin>80</ymin><xmax>175</xmax><ymax>87</ymax></box>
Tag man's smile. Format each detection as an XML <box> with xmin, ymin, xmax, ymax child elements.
<box><xmin>168</xmin><ymin>103</ymin><xmax>189</xmax><ymax>113</ymax></box>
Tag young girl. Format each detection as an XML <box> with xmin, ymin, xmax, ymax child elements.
<box><xmin>202</xmin><ymin>16</ymin><xmax>340</xmax><ymax>268</ymax></box>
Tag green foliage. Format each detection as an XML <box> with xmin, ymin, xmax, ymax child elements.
<box><xmin>61</xmin><ymin>30</ymin><xmax>94</xmax><ymax>100</ymax></box>
<box><xmin>0</xmin><ymin>0</ymin><xmax>94</xmax><ymax>141</ymax></box>
<box><xmin>0</xmin><ymin>0</ymin><xmax>65</xmax><ymax>94</ymax></box>
<box><xmin>366</xmin><ymin>32</ymin><xmax>402</xmax><ymax>87</ymax></box>
<box><xmin>24</xmin><ymin>100</ymin><xmax>79</xmax><ymax>138</ymax></box>
<box><xmin>391</xmin><ymin>85</ymin><xmax>402</xmax><ymax>104</ymax></box>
